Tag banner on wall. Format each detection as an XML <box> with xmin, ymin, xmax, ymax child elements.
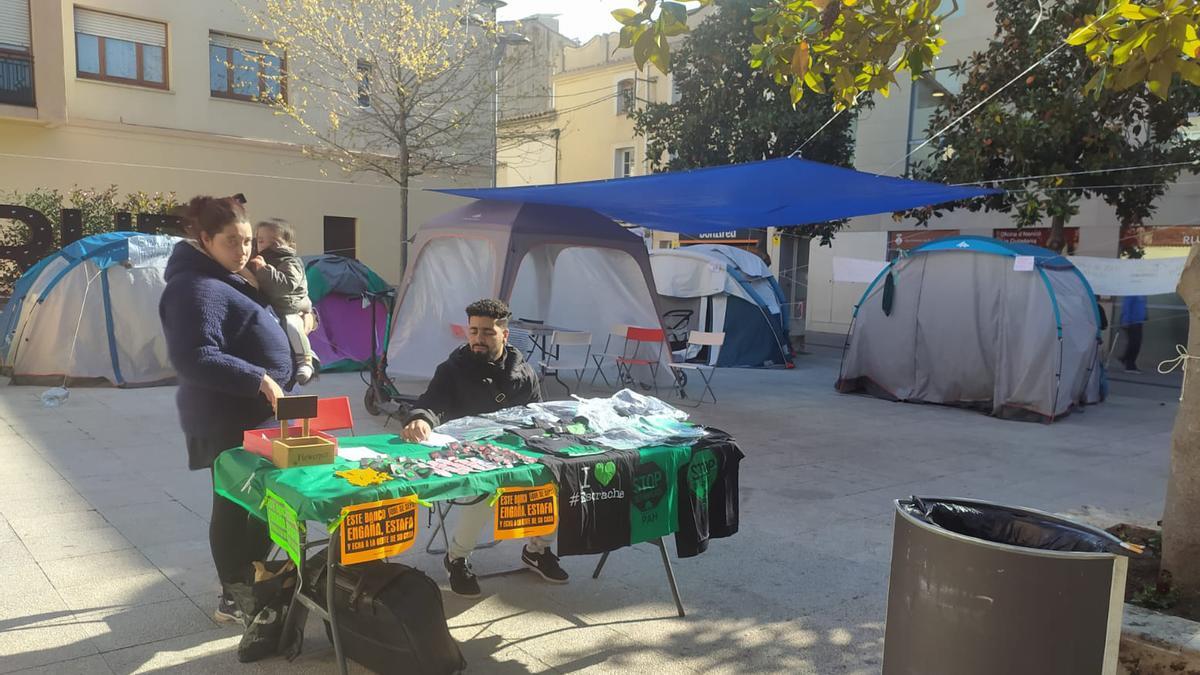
<box><xmin>887</xmin><ymin>229</ymin><xmax>959</xmax><ymax>260</ymax></box>
<box><xmin>1068</xmin><ymin>255</ymin><xmax>1187</xmax><ymax>296</ymax></box>
<box><xmin>993</xmin><ymin>227</ymin><xmax>1080</xmax><ymax>251</ymax></box>
<box><xmin>1119</xmin><ymin>225</ymin><xmax>1200</xmax><ymax>248</ymax></box>
<box><xmin>833</xmin><ymin>257</ymin><xmax>888</xmax><ymax>283</ymax></box>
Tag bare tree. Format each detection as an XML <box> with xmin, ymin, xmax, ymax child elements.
<box><xmin>240</xmin><ymin>0</ymin><xmax>502</xmax><ymax>269</ymax></box>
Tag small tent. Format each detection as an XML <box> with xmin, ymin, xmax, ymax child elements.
<box><xmin>303</xmin><ymin>254</ymin><xmax>392</xmax><ymax>372</ymax></box>
<box><xmin>386</xmin><ymin>200</ymin><xmax>668</xmax><ymax>386</ymax></box>
<box><xmin>837</xmin><ymin>236</ymin><xmax>1104</xmax><ymax>422</ymax></box>
<box><xmin>0</xmin><ymin>232</ymin><xmax>180</xmax><ymax>387</ymax></box>
<box><xmin>650</xmin><ymin>244</ymin><xmax>793</xmax><ymax>367</ymax></box>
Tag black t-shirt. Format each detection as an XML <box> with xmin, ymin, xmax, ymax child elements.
<box><xmin>675</xmin><ymin>430</ymin><xmax>743</xmax><ymax>558</ymax></box>
<box><xmin>538</xmin><ymin>450</ymin><xmax>638</xmax><ymax>556</ymax></box>
<box><xmin>506</xmin><ymin>429</ymin><xmax>606</xmax><ymax>458</ymax></box>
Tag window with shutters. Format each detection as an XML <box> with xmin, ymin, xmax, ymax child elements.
<box><xmin>616</xmin><ymin>78</ymin><xmax>635</xmax><ymax>116</ymax></box>
<box><xmin>0</xmin><ymin>0</ymin><xmax>33</xmax><ymax>106</ymax></box>
<box><xmin>356</xmin><ymin>59</ymin><xmax>371</xmax><ymax>108</ymax></box>
<box><xmin>614</xmin><ymin>147</ymin><xmax>634</xmax><ymax>178</ymax></box>
<box><xmin>74</xmin><ymin>7</ymin><xmax>167</xmax><ymax>89</ymax></box>
<box><xmin>209</xmin><ymin>31</ymin><xmax>285</xmax><ymax>103</ymax></box>
<box><xmin>323</xmin><ymin>216</ymin><xmax>356</xmax><ymax>259</ymax></box>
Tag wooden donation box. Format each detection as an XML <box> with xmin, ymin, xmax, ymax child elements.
<box><xmin>269</xmin><ymin>395</ymin><xmax>337</xmax><ymax>468</ymax></box>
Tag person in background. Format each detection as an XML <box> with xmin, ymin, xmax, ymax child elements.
<box><xmin>159</xmin><ymin>195</ymin><xmax>294</xmax><ymax>623</ymax></box>
<box><xmin>400</xmin><ymin>298</ymin><xmax>567</xmax><ymax>597</ymax></box>
<box><xmin>247</xmin><ymin>218</ymin><xmax>317</xmax><ymax>384</ymax></box>
<box><xmin>1120</xmin><ymin>294</ymin><xmax>1148</xmax><ymax>373</ymax></box>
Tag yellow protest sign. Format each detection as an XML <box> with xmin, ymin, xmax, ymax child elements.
<box><xmin>494</xmin><ymin>484</ymin><xmax>557</xmax><ymax>540</ymax></box>
<box><xmin>338</xmin><ymin>494</ymin><xmax>418</xmax><ymax>565</ymax></box>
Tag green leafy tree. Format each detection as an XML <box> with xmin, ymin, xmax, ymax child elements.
<box><xmin>908</xmin><ymin>0</ymin><xmax>1200</xmax><ymax>254</ymax></box>
<box><xmin>633</xmin><ymin>0</ymin><xmax>858</xmax><ymax>243</ymax></box>
<box><xmin>615</xmin><ymin>0</ymin><xmax>954</xmax><ymax>110</ymax></box>
<box><xmin>1068</xmin><ymin>0</ymin><xmax>1200</xmax><ymax>99</ymax></box>
<box><xmin>618</xmin><ymin>0</ymin><xmax>1197</xmax><ymax>107</ymax></box>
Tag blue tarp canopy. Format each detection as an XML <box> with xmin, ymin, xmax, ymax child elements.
<box><xmin>435</xmin><ymin>157</ymin><xmax>999</xmax><ymax>234</ymax></box>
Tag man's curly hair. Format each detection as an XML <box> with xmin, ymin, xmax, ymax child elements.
<box><xmin>465</xmin><ymin>298</ymin><xmax>511</xmax><ymax>327</ymax></box>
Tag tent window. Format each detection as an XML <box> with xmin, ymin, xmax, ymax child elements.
<box><xmin>323</xmin><ymin>216</ymin><xmax>356</xmax><ymax>259</ymax></box>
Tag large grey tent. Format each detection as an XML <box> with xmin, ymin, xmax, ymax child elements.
<box><xmin>837</xmin><ymin>236</ymin><xmax>1105</xmax><ymax>422</ymax></box>
<box><xmin>385</xmin><ymin>200</ymin><xmax>669</xmax><ymax>387</ymax></box>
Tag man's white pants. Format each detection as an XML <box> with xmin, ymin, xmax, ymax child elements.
<box><xmin>447</xmin><ymin>500</ymin><xmax>555</xmax><ymax>560</ymax></box>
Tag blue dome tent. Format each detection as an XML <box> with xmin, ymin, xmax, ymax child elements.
<box><xmin>0</xmin><ymin>232</ymin><xmax>180</xmax><ymax>387</ymax></box>
<box><xmin>650</xmin><ymin>244</ymin><xmax>792</xmax><ymax>367</ymax></box>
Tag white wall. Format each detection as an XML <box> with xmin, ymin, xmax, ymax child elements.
<box><xmin>806</xmin><ymin>231</ymin><xmax>887</xmax><ymax>334</ymax></box>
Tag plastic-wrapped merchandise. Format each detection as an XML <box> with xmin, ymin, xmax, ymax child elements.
<box><xmin>438</xmin><ymin>390</ymin><xmax>703</xmax><ymax>450</ymax></box>
<box><xmin>434</xmin><ymin>416</ymin><xmax>506</xmax><ymax>441</ymax></box>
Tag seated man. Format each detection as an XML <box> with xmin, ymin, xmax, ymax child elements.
<box><xmin>401</xmin><ymin>298</ymin><xmax>568</xmax><ymax>596</ymax></box>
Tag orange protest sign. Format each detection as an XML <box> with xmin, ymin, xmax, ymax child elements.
<box><xmin>339</xmin><ymin>495</ymin><xmax>418</xmax><ymax>565</ymax></box>
<box><xmin>494</xmin><ymin>484</ymin><xmax>557</xmax><ymax>540</ymax></box>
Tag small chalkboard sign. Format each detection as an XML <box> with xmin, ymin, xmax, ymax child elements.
<box><xmin>277</xmin><ymin>395</ymin><xmax>318</xmax><ymax>421</ymax></box>
<box><xmin>271</xmin><ymin>395</ymin><xmax>335</xmax><ymax>468</ymax></box>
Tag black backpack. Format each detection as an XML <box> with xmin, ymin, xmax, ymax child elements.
<box><xmin>299</xmin><ymin>550</ymin><xmax>466</xmax><ymax>674</ymax></box>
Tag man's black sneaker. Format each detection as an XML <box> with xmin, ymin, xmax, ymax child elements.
<box><xmin>214</xmin><ymin>594</ymin><xmax>244</xmax><ymax>624</ymax></box>
<box><xmin>443</xmin><ymin>554</ymin><xmax>481</xmax><ymax>597</ymax></box>
<box><xmin>521</xmin><ymin>548</ymin><xmax>569</xmax><ymax>584</ymax></box>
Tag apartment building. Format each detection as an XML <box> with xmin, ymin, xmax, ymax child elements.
<box><xmin>499</xmin><ymin>15</ymin><xmax>703</xmax><ymax>251</ymax></box>
<box><xmin>0</xmin><ymin>0</ymin><xmax>484</xmax><ymax>283</ymax></box>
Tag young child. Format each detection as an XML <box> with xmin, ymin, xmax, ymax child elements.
<box><xmin>245</xmin><ymin>219</ymin><xmax>317</xmax><ymax>384</ymax></box>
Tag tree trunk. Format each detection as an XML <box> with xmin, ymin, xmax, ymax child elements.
<box><xmin>399</xmin><ymin>144</ymin><xmax>410</xmax><ymax>279</ymax></box>
<box><xmin>1162</xmin><ymin>244</ymin><xmax>1200</xmax><ymax>598</ymax></box>
<box><xmin>399</xmin><ymin>178</ymin><xmax>409</xmax><ymax>277</ymax></box>
<box><xmin>1047</xmin><ymin>214</ymin><xmax>1066</xmax><ymax>253</ymax></box>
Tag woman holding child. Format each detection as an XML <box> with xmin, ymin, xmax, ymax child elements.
<box><xmin>158</xmin><ymin>195</ymin><xmax>294</xmax><ymax>622</ymax></box>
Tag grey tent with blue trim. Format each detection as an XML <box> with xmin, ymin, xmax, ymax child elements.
<box><xmin>0</xmin><ymin>231</ymin><xmax>180</xmax><ymax>387</ymax></box>
<box><xmin>836</xmin><ymin>236</ymin><xmax>1105</xmax><ymax>422</ymax></box>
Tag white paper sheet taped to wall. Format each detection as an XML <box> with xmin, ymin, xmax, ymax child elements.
<box><xmin>1068</xmin><ymin>255</ymin><xmax>1187</xmax><ymax>296</ymax></box>
<box><xmin>833</xmin><ymin>257</ymin><xmax>888</xmax><ymax>283</ymax></box>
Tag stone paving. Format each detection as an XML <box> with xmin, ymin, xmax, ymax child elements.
<box><xmin>0</xmin><ymin>342</ymin><xmax>1179</xmax><ymax>673</ymax></box>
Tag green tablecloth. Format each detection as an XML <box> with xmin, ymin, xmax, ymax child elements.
<box><xmin>213</xmin><ymin>434</ymin><xmax>694</xmax><ymax>529</ymax></box>
<box><xmin>214</xmin><ymin>434</ymin><xmax>553</xmax><ymax>524</ymax></box>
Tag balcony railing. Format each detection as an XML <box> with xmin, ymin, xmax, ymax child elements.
<box><xmin>0</xmin><ymin>50</ymin><xmax>34</xmax><ymax>107</ymax></box>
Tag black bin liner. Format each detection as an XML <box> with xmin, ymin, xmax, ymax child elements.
<box><xmin>899</xmin><ymin>496</ymin><xmax>1134</xmax><ymax>555</ymax></box>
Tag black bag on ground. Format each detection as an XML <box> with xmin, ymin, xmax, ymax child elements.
<box><xmin>303</xmin><ymin>549</ymin><xmax>466</xmax><ymax>675</ymax></box>
<box><xmin>226</xmin><ymin>560</ymin><xmax>299</xmax><ymax>663</ymax></box>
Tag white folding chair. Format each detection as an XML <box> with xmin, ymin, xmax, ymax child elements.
<box><xmin>508</xmin><ymin>326</ymin><xmax>536</xmax><ymax>361</ymax></box>
<box><xmin>539</xmin><ymin>330</ymin><xmax>592</xmax><ymax>396</ymax></box>
<box><xmin>590</xmin><ymin>324</ymin><xmax>631</xmax><ymax>388</ymax></box>
<box><xmin>668</xmin><ymin>331</ymin><xmax>725</xmax><ymax>406</ymax></box>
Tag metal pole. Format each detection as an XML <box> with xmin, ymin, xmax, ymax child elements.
<box><xmin>328</xmin><ymin>542</ymin><xmax>348</xmax><ymax>675</ymax></box>
<box><xmin>493</xmin><ymin>58</ymin><xmax>499</xmax><ymax>188</ymax></box>
<box><xmin>655</xmin><ymin>538</ymin><xmax>686</xmax><ymax>618</ymax></box>
<box><xmin>492</xmin><ymin>2</ymin><xmax>500</xmax><ymax>188</ymax></box>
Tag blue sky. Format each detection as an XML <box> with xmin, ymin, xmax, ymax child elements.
<box><xmin>496</xmin><ymin>0</ymin><xmax>631</xmax><ymax>42</ymax></box>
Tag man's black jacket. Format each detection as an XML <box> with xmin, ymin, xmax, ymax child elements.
<box><xmin>405</xmin><ymin>344</ymin><xmax>542</xmax><ymax>427</ymax></box>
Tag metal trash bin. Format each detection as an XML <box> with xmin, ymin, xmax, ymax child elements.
<box><xmin>884</xmin><ymin>497</ymin><xmax>1131</xmax><ymax>675</ymax></box>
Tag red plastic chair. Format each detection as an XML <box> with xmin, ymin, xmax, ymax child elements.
<box><xmin>616</xmin><ymin>327</ymin><xmax>666</xmax><ymax>396</ymax></box>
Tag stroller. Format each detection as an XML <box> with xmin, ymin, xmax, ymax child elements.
<box><xmin>359</xmin><ymin>288</ymin><xmax>416</xmax><ymax>418</ymax></box>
